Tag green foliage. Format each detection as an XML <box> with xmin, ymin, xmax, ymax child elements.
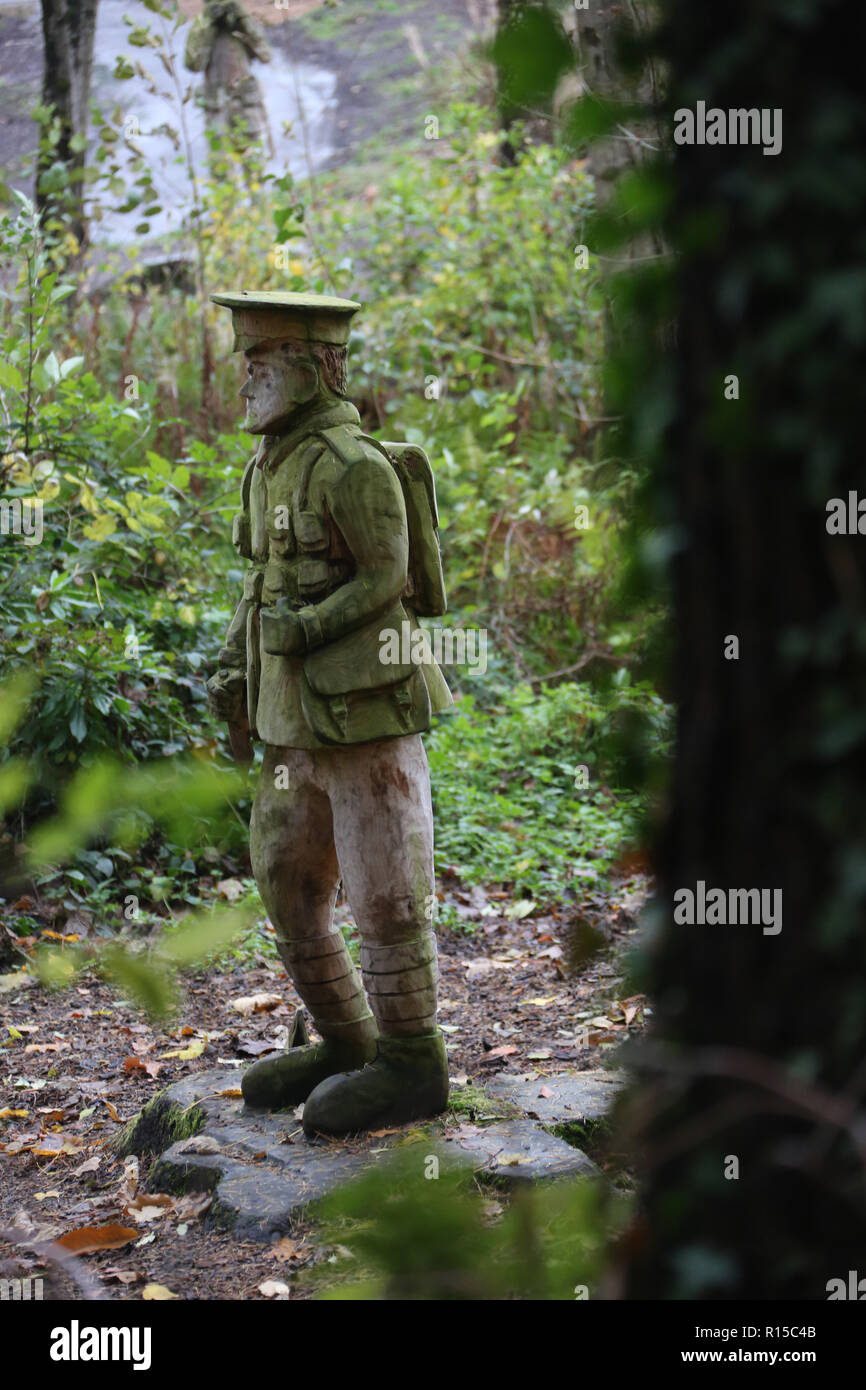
<box><xmin>427</xmin><ymin>677</ymin><xmax>670</xmax><ymax>905</ymax></box>
<box><xmin>312</xmin><ymin>1147</ymin><xmax>626</xmax><ymax>1300</ymax></box>
<box><xmin>298</xmin><ymin>106</ymin><xmax>628</xmax><ymax>675</ymax></box>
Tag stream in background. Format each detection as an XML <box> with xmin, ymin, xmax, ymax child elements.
<box><xmin>0</xmin><ymin>0</ymin><xmax>336</xmax><ymax>244</ymax></box>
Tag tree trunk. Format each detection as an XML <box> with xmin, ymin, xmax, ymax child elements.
<box><xmin>37</xmin><ymin>0</ymin><xmax>98</xmax><ymax>248</ymax></box>
<box><xmin>613</xmin><ymin>0</ymin><xmax>866</xmax><ymax>1299</ymax></box>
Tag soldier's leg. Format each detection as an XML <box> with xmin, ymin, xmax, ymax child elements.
<box><xmin>302</xmin><ymin>735</ymin><xmax>448</xmax><ymax>1135</ymax></box>
<box><xmin>242</xmin><ymin>744</ymin><xmax>376</xmax><ymax>1108</ymax></box>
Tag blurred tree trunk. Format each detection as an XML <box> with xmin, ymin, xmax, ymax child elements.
<box><xmin>573</xmin><ymin>2</ymin><xmax>665</xmax><ymax>269</ymax></box>
<box><xmin>37</xmin><ymin>0</ymin><xmax>98</xmax><ymax>249</ymax></box>
<box><xmin>612</xmin><ymin>0</ymin><xmax>866</xmax><ymax>1300</ymax></box>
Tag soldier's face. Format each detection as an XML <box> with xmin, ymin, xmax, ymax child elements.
<box><xmin>240</xmin><ymin>345</ymin><xmax>318</xmax><ymax>433</ymax></box>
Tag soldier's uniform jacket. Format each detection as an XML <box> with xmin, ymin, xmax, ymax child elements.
<box><xmin>219</xmin><ymin>398</ymin><xmax>451</xmax><ymax>748</ymax></box>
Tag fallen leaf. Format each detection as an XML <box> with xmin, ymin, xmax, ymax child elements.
<box><xmin>271</xmin><ymin>1237</ymin><xmax>303</xmax><ymax>1263</ymax></box>
<box><xmin>525</xmin><ymin>996</ymin><xmax>558</xmax><ymax>1007</ymax></box>
<box><xmin>56</xmin><ymin>1225</ymin><xmax>139</xmax><ymax>1254</ymax></box>
<box><xmin>0</xmin><ymin>1108</ymin><xmax>29</xmax><ymax>1119</ymax></box>
<box><xmin>259</xmin><ymin>1279</ymin><xmax>289</xmax><ymax>1298</ymax></box>
<box><xmin>104</xmin><ymin>1100</ymin><xmax>121</xmax><ymax>1123</ymax></box>
<box><xmin>216</xmin><ymin>878</ymin><xmax>244</xmax><ymax>901</ymax></box>
<box><xmin>29</xmin><ymin>1135</ymin><xmax>85</xmax><ymax>1156</ymax></box>
<box><xmin>539</xmin><ymin>1085</ymin><xmax>554</xmax><ymax>1099</ymax></box>
<box><xmin>142</xmin><ymin>1283</ymin><xmax>179</xmax><ymax>1300</ymax></box>
<box><xmin>101</xmin><ymin>1268</ymin><xmax>141</xmax><ymax>1285</ymax></box>
<box><xmin>237</xmin><ymin>1038</ymin><xmax>279</xmax><ymax>1057</ymax></box>
<box><xmin>124</xmin><ymin>1193</ymin><xmax>175</xmax><ymax>1223</ymax></box>
<box><xmin>174</xmin><ymin>1192</ymin><xmax>212</xmax><ymax>1222</ymax></box>
<box><xmin>0</xmin><ymin>971</ymin><xmax>35</xmax><ymax>994</ymax></box>
<box><xmin>465</xmin><ymin>958</ymin><xmax>495</xmax><ymax>979</ymax></box>
<box><xmin>120</xmin><ymin>1155</ymin><xmax>139</xmax><ymax>1202</ymax></box>
<box><xmin>219</xmin><ymin>1087</ymin><xmax>243</xmax><ymax>1098</ymax></box>
<box><xmin>159</xmin><ymin>1039</ymin><xmax>205</xmax><ymax>1060</ymax></box>
<box><xmin>231</xmin><ymin>993</ymin><xmax>282</xmax><ymax>1016</ymax></box>
<box><xmin>34</xmin><ymin>1190</ymin><xmax>60</xmax><ymax>1201</ymax></box>
<box><xmin>73</xmin><ymin>1154</ymin><xmax>102</xmax><ymax>1176</ymax></box>
<box><xmin>535</xmin><ymin>945</ymin><xmax>563</xmax><ymax>960</ymax></box>
<box><xmin>123</xmin><ymin>1055</ymin><xmax>145</xmax><ymax>1073</ymax></box>
<box><xmin>482</xmin><ymin>1045</ymin><xmax>518</xmax><ymax>1059</ymax></box>
<box><xmin>174</xmin><ymin>1135</ymin><xmax>220</xmax><ymax>1155</ymax></box>
<box><xmin>526</xmin><ymin>1048</ymin><xmax>552</xmax><ymax>1061</ymax></box>
<box><xmin>368</xmin><ymin>1127</ymin><xmax>400</xmax><ymax>1138</ymax></box>
<box><xmin>179</xmin><ymin>1025</ymin><xmax>195</xmax><ymax>1037</ymax></box>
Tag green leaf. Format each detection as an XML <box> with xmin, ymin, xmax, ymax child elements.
<box><xmin>0</xmin><ymin>760</ymin><xmax>30</xmax><ymax>815</ymax></box>
<box><xmin>0</xmin><ymin>360</ymin><xmax>24</xmax><ymax>391</ymax></box>
<box><xmin>69</xmin><ymin>705</ymin><xmax>87</xmax><ymax>742</ymax></box>
<box><xmin>157</xmin><ymin>906</ymin><xmax>252</xmax><ymax>968</ymax></box>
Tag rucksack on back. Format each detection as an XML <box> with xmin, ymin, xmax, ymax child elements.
<box><xmin>316</xmin><ymin>427</ymin><xmax>447</xmax><ymax>618</ymax></box>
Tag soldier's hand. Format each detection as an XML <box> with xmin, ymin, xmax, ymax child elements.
<box><xmin>206</xmin><ymin>668</ymin><xmax>246</xmax><ymax>720</ymax></box>
<box><xmin>260</xmin><ymin>599</ymin><xmax>304</xmax><ymax>656</ymax></box>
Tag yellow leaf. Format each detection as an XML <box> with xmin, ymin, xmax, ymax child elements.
<box><xmin>83</xmin><ymin>514</ymin><xmax>118</xmax><ymax>542</ymax></box>
<box><xmin>159</xmin><ymin>1038</ymin><xmax>205</xmax><ymax>1060</ymax></box>
<box><xmin>0</xmin><ymin>1107</ymin><xmax>28</xmax><ymax>1118</ymax></box>
<box><xmin>142</xmin><ymin>1283</ymin><xmax>179</xmax><ymax>1300</ymax></box>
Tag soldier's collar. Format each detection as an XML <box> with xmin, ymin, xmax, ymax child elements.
<box><xmin>256</xmin><ymin>399</ymin><xmax>360</xmax><ymax>471</ymax></box>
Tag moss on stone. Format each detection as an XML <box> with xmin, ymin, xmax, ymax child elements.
<box><xmin>111</xmin><ymin>1089</ymin><xmax>206</xmax><ymax>1159</ymax></box>
<box><xmin>446</xmin><ymin>1084</ymin><xmax>519</xmax><ymax>1124</ymax></box>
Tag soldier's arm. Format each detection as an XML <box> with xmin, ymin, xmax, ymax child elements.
<box><xmin>207</xmin><ymin>456</ymin><xmax>257</xmax><ymax>716</ymax></box>
<box><xmin>261</xmin><ymin>449</ymin><xmax>408</xmax><ymax>656</ymax></box>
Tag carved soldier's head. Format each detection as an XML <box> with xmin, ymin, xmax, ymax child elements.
<box><xmin>211</xmin><ymin>290</ymin><xmax>361</xmax><ymax>435</ymax></box>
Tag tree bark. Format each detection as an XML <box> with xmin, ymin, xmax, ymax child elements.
<box><xmin>613</xmin><ymin>0</ymin><xmax>866</xmax><ymax>1300</ymax></box>
<box><xmin>37</xmin><ymin>0</ymin><xmax>99</xmax><ymax>248</ymax></box>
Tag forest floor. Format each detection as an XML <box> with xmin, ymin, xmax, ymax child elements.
<box><xmin>0</xmin><ymin>874</ymin><xmax>648</xmax><ymax>1300</ymax></box>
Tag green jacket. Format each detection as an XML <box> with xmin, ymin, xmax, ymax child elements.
<box><xmin>219</xmin><ymin>398</ymin><xmax>451</xmax><ymax>748</ymax></box>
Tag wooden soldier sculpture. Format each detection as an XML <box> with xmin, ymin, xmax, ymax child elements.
<box><xmin>206</xmin><ymin>291</ymin><xmax>452</xmax><ymax>1136</ymax></box>
<box><xmin>184</xmin><ymin>0</ymin><xmax>273</xmax><ymax>158</ymax></box>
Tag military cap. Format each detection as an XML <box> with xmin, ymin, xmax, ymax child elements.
<box><xmin>211</xmin><ymin>290</ymin><xmax>361</xmax><ymax>353</ymax></box>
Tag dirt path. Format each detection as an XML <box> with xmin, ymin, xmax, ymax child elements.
<box><xmin>0</xmin><ymin>877</ymin><xmax>646</xmax><ymax>1300</ymax></box>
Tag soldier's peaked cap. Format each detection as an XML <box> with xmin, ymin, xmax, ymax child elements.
<box><xmin>211</xmin><ymin>290</ymin><xmax>361</xmax><ymax>352</ymax></box>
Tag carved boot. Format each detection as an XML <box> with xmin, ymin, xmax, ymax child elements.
<box><xmin>302</xmin><ymin>1032</ymin><xmax>449</xmax><ymax>1136</ymax></box>
<box><xmin>302</xmin><ymin>931</ymin><xmax>449</xmax><ymax>1136</ymax></box>
<box><xmin>242</xmin><ymin>931</ymin><xmax>377</xmax><ymax>1109</ymax></box>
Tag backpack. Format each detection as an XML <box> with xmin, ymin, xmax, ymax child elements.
<box><xmin>316</xmin><ymin>426</ymin><xmax>447</xmax><ymax>618</ymax></box>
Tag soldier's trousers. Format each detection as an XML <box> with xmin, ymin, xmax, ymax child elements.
<box><xmin>249</xmin><ymin>735</ymin><xmax>438</xmax><ymax>1042</ymax></box>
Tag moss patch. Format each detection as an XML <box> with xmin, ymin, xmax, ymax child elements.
<box><xmin>111</xmin><ymin>1090</ymin><xmax>206</xmax><ymax>1159</ymax></box>
<box><xmin>446</xmin><ymin>1084</ymin><xmax>520</xmax><ymax>1124</ymax></box>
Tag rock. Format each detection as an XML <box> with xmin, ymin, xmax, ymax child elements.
<box><xmin>122</xmin><ymin>1067</ymin><xmax>602</xmax><ymax>1240</ymax></box>
<box><xmin>484</xmin><ymin>1069</ymin><xmax>626</xmax><ymax>1127</ymax></box>
<box><xmin>439</xmin><ymin>1119</ymin><xmax>600</xmax><ymax>1182</ymax></box>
